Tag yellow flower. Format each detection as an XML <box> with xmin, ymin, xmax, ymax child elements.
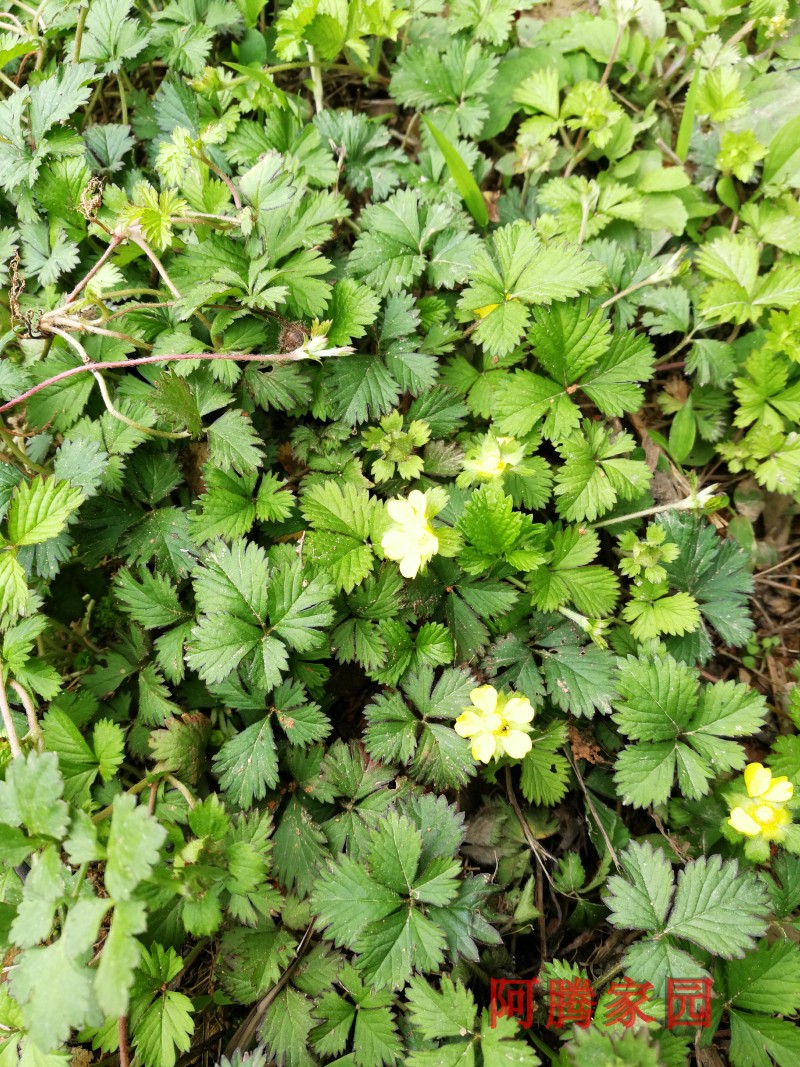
<box><xmin>454</xmin><ymin>685</ymin><xmax>535</xmax><ymax>764</ymax></box>
<box><xmin>381</xmin><ymin>489</ymin><xmax>439</xmax><ymax>578</ymax></box>
<box><xmin>728</xmin><ymin>763</ymin><xmax>794</xmax><ymax>840</ymax></box>
<box><xmin>459</xmin><ymin>434</ymin><xmax>526</xmax><ymax>485</ymax></box>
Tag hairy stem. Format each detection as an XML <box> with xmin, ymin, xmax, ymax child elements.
<box><xmin>47</xmin><ymin>326</ymin><xmax>188</xmax><ymax>440</ymax></box>
<box><xmin>592</xmin><ymin>486</ymin><xmax>718</xmax><ymax>528</ymax></box>
<box><xmin>307</xmin><ymin>45</ymin><xmax>324</xmax><ymax>113</ymax></box>
<box><xmin>196</xmin><ymin>151</ymin><xmax>242</xmax><ymax>210</ymax></box>
<box><xmin>118</xmin><ymin>1017</ymin><xmax>130</xmax><ymax>1067</ymax></box>
<box><xmin>0</xmin><ymin>346</ymin><xmax>350</xmax><ymax>416</ymax></box>
<box><xmin>127</xmin><ymin>235</ymin><xmax>182</xmax><ymax>298</ymax></box>
<box><xmin>9</xmin><ymin>681</ymin><xmax>42</xmax><ymax>748</ymax></box>
<box><xmin>0</xmin><ymin>665</ymin><xmax>23</xmax><ymax>759</ymax></box>
<box><xmin>73</xmin><ymin>2</ymin><xmax>87</xmax><ymax>61</ymax></box>
<box><xmin>64</xmin><ymin>233</ymin><xmax>124</xmax><ymax>305</ymax></box>
<box><xmin>165</xmin><ymin>774</ymin><xmax>196</xmax><ymax>809</ymax></box>
<box><xmin>92</xmin><ymin>778</ymin><xmax>151</xmax><ymax>823</ymax></box>
<box><xmin>0</xmin><ymin>425</ymin><xmax>49</xmax><ymax>474</ymax></box>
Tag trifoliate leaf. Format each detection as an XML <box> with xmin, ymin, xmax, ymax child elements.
<box><xmin>457</xmin><ymin>222</ymin><xmax>605</xmax><ymax>356</ymax></box>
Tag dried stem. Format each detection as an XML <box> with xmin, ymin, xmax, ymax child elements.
<box><xmin>565</xmin><ymin>751</ymin><xmax>621</xmax><ymax>872</ymax></box>
<box><xmin>224</xmin><ymin>920</ymin><xmax>317</xmax><ymax>1056</ymax></box>
<box><xmin>504</xmin><ymin>765</ymin><xmax>556</xmax><ymax>886</ymax></box>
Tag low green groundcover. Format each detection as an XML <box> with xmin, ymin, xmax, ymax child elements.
<box><xmin>0</xmin><ymin>0</ymin><xmax>799</xmax><ymax>1065</ymax></box>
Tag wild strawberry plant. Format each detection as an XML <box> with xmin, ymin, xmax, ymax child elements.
<box><xmin>0</xmin><ymin>1</ymin><xmax>799</xmax><ymax>1066</ymax></box>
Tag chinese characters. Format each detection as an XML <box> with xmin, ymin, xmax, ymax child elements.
<box><xmin>489</xmin><ymin>976</ymin><xmax>713</xmax><ymax>1030</ymax></box>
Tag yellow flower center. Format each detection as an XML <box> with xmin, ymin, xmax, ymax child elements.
<box><xmin>475</xmin><ymin>455</ymin><xmax>507</xmax><ymax>478</ymax></box>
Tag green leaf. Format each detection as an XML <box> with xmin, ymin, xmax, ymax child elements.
<box><xmin>313</xmin><ymin>854</ymin><xmax>400</xmax><ymax>948</ymax></box>
<box><xmin>133</xmin><ymin>988</ymin><xmax>194</xmax><ymax>1067</ymax></box>
<box><xmin>11</xmin><ymin>845</ymin><xmax>65</xmax><ymax>947</ymax></box>
<box><xmin>762</xmin><ymin>114</ymin><xmax>800</xmax><ymax>189</ymax></box>
<box><xmin>665</xmin><ymin>854</ymin><xmax>769</xmax><ymax>957</ymax></box>
<box><xmin>349</xmin><ymin>189</ymin><xmax>476</xmax><ymax>297</ymax></box>
<box><xmin>659</xmin><ymin>513</ymin><xmax>754</xmax><ymax>663</ymax></box>
<box><xmin>268</xmin><ymin>561</ymin><xmax>335</xmax><ymax>652</ymax></box>
<box><xmin>604</xmin><ymin>841</ymin><xmax>672</xmax><ymax>933</ymax></box>
<box><xmin>540</xmin><ymin>644</ymin><xmax>615</xmax><ymax>718</ymax></box>
<box><xmin>114</xmin><ymin>568</ymin><xmax>189</xmax><ymax>629</ymax></box>
<box><xmin>457</xmin><ymin>222</ymin><xmax>605</xmax><ymax>356</ymax></box>
<box><xmin>554</xmin><ymin>423</ymin><xmax>651</xmax><ymax>522</ymax></box>
<box><xmin>302</xmin><ymin>480</ymin><xmax>379</xmax><ymax>592</ymax></box>
<box><xmin>218</xmin><ymin>925</ymin><xmax>296</xmax><ymax>1005</ymax></box>
<box><xmin>150</xmin><ymin>372</ymin><xmax>203</xmax><ymax>437</ymax></box>
<box><xmin>10</xmin><ymin>898</ymin><xmax>107</xmax><ymax>1052</ymax></box>
<box><xmin>80</xmin><ymin>0</ymin><xmax>151</xmax><ymax>73</ymax></box>
<box><xmin>0</xmin><ymin>550</ymin><xmax>28</xmax><ymax>618</ymax></box>
<box><xmin>519</xmin><ymin>721</ymin><xmax>570</xmax><ymax>806</ymax></box>
<box><xmin>95</xmin><ymin>898</ymin><xmax>148</xmax><ymax>1017</ymax></box>
<box><xmin>213</xmin><ymin>716</ymin><xmax>279</xmax><ymax>807</ymax></box>
<box><xmin>7</xmin><ymin>477</ymin><xmax>82</xmax><ymax>546</ymax></box>
<box><xmin>405</xmin><ymin>975</ymin><xmax>476</xmax><ymax>1040</ymax></box>
<box><xmin>724</xmin><ymin>940</ymin><xmax>800</xmax><ymax>1017</ymax></box>
<box><xmin>607</xmin><ymin>844</ymin><xmax>770</xmax><ymax>985</ymax></box>
<box><xmin>729</xmin><ymin>1013</ymin><xmax>800</xmax><ymax>1067</ymax></box>
<box><xmin>105</xmin><ymin>792</ymin><xmax>167</xmax><ymax>901</ymax></box>
<box><xmin>260</xmin><ymin>987</ymin><xmax>316</xmax><ymax>1066</ymax></box>
<box><xmin>273</xmin><ymin>793</ymin><xmax>329</xmax><ymax>895</ymax></box>
<box><xmin>422</xmin><ymin>116</ymin><xmax>488</xmax><ymax>227</ymax></box>
<box><xmin>611</xmin><ymin>655</ymin><xmax>765</xmax><ymax>807</ymax></box>
<box><xmin>0</xmin><ymin>750</ymin><xmax>70</xmax><ymax>839</ymax></box>
<box><xmin>206</xmin><ymin>410</ymin><xmax>265</xmax><ymax>475</ymax></box>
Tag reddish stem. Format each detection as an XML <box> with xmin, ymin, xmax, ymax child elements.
<box><xmin>0</xmin><ymin>348</ymin><xmax>348</xmax><ymax>416</ymax></box>
<box><xmin>64</xmin><ymin>234</ymin><xmax>124</xmax><ymax>305</ymax></box>
<box><xmin>118</xmin><ymin>1017</ymin><xmax>130</xmax><ymax>1067</ymax></box>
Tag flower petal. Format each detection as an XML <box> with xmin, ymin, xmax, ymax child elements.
<box><xmin>729</xmin><ymin>806</ymin><xmax>761</xmax><ymax>837</ymax></box>
<box><xmin>381</xmin><ymin>530</ymin><xmax>409</xmax><ymax>559</ymax></box>
<box><xmin>407</xmin><ymin>490</ymin><xmax>428</xmax><ymax>517</ymax></box>
<box><xmin>503</xmin><ymin>697</ymin><xmax>535</xmax><ymax>724</ymax></box>
<box><xmin>744</xmin><ymin>763</ymin><xmax>771</xmax><ymax>798</ymax></box>
<box><xmin>399</xmin><ymin>552</ymin><xmax>422</xmax><ymax>578</ymax></box>
<box><xmin>470</xmin><ymin>685</ymin><xmax>498</xmax><ymax>715</ymax></box>
<box><xmin>763</xmin><ymin>777</ymin><xmax>794</xmax><ymax>804</ymax></box>
<box><xmin>502</xmin><ymin>730</ymin><xmax>533</xmax><ymax>759</ymax></box>
<box><xmin>387</xmin><ymin>499</ymin><xmax>414</xmax><ymax>524</ymax></box>
<box><xmin>454</xmin><ymin>711</ymin><xmax>485</xmax><ymax>738</ymax></box>
<box><xmin>472</xmin><ymin>731</ymin><xmax>497</xmax><ymax>764</ymax></box>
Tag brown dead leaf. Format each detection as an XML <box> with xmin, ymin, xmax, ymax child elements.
<box><xmin>569</xmin><ymin>724</ymin><xmax>604</xmax><ymax>765</ymax></box>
